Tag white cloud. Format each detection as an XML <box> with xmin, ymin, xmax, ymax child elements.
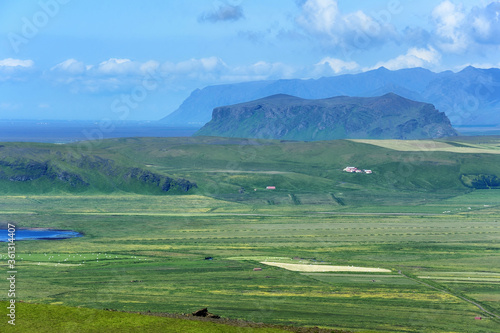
<box><xmin>296</xmin><ymin>0</ymin><xmax>500</xmax><ymax>58</ymax></box>
<box><xmin>46</xmin><ymin>57</ymin><xmax>236</xmax><ymax>93</ymax></box>
<box><xmin>0</xmin><ymin>58</ymin><xmax>35</xmax><ymax>81</ymax></box>
<box><xmin>431</xmin><ymin>0</ymin><xmax>469</xmax><ymax>52</ymax></box>
<box><xmin>343</xmin><ymin>10</ymin><xmax>382</xmax><ymax>36</ymax></box>
<box><xmin>368</xmin><ymin>46</ymin><xmax>441</xmax><ymax>71</ymax></box>
<box><xmin>47</xmin><ymin>58</ymin><xmax>163</xmax><ymax>93</ymax></box>
<box><xmin>49</xmin><ymin>57</ymin><xmax>294</xmax><ymax>85</ymax></box>
<box><xmin>407</xmin><ymin>47</ymin><xmax>440</xmax><ymax>63</ymax></box>
<box><xmin>455</xmin><ymin>62</ymin><xmax>500</xmax><ymax>70</ymax></box>
<box><xmin>0</xmin><ymin>58</ymin><xmax>34</xmax><ymax>68</ymax></box>
<box><xmin>200</xmin><ymin>57</ymin><xmax>225</xmax><ymax>72</ymax></box>
<box><xmin>296</xmin><ymin>0</ymin><xmax>340</xmax><ymax>36</ymax></box>
<box><xmin>139</xmin><ymin>60</ymin><xmax>160</xmax><ymax>73</ymax></box>
<box><xmin>428</xmin><ymin>1</ymin><xmax>500</xmax><ymax>52</ymax></box>
<box><xmin>314</xmin><ymin>57</ymin><xmax>359</xmax><ymax>75</ymax></box>
<box><xmin>51</xmin><ymin>58</ymin><xmax>161</xmax><ymax>77</ymax></box>
<box><xmin>296</xmin><ymin>0</ymin><xmax>398</xmax><ymax>49</ymax></box>
<box><xmin>162</xmin><ymin>57</ymin><xmax>228</xmax><ymax>75</ymax></box>
<box><xmin>51</xmin><ymin>59</ymin><xmax>86</xmax><ymax>74</ymax></box>
<box><xmin>96</xmin><ymin>58</ymin><xmax>136</xmax><ymax>75</ymax></box>
<box><xmin>469</xmin><ymin>2</ymin><xmax>500</xmax><ymax>44</ymax></box>
<box><xmin>471</xmin><ymin>15</ymin><xmax>491</xmax><ymax>39</ymax></box>
<box><xmin>225</xmin><ymin>61</ymin><xmax>296</xmax><ymax>81</ymax></box>
<box><xmin>169</xmin><ymin>59</ymin><xmax>294</xmax><ymax>84</ymax></box>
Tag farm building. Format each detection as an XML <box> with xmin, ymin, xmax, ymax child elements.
<box><xmin>266</xmin><ymin>186</ymin><xmax>276</xmax><ymax>190</ymax></box>
<box><xmin>343</xmin><ymin>166</ymin><xmax>373</xmax><ymax>174</ymax></box>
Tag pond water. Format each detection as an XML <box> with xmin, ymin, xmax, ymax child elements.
<box><xmin>0</xmin><ymin>229</ymin><xmax>83</xmax><ymax>242</ymax></box>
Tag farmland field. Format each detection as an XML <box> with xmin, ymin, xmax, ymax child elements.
<box><xmin>350</xmin><ymin>138</ymin><xmax>500</xmax><ymax>154</ymax></box>
<box><xmin>1</xmin><ymin>192</ymin><xmax>500</xmax><ymax>332</ymax></box>
<box><xmin>1</xmin><ymin>137</ymin><xmax>500</xmax><ymax>332</ymax></box>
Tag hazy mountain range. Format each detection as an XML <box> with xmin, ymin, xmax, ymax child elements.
<box><xmin>161</xmin><ymin>66</ymin><xmax>500</xmax><ymax>127</ymax></box>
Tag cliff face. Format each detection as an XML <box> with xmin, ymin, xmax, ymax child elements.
<box><xmin>194</xmin><ymin>93</ymin><xmax>458</xmax><ymax>141</ymax></box>
<box><xmin>0</xmin><ymin>151</ymin><xmax>197</xmax><ymax>195</ymax></box>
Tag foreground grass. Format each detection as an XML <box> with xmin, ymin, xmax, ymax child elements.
<box><xmin>1</xmin><ymin>192</ymin><xmax>500</xmax><ymax>332</ymax></box>
<box><xmin>0</xmin><ymin>302</ymin><xmax>295</xmax><ymax>333</ymax></box>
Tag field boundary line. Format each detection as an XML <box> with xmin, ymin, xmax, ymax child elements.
<box><xmin>315</xmin><ymin>212</ymin><xmax>441</xmax><ymax>216</ymax></box>
<box><xmin>398</xmin><ymin>271</ymin><xmax>500</xmax><ymax>321</ymax></box>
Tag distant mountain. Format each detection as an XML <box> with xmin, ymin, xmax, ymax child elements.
<box><xmin>160</xmin><ymin>66</ymin><xmax>500</xmax><ymax>127</ymax></box>
<box><xmin>194</xmin><ymin>93</ymin><xmax>458</xmax><ymax>141</ymax></box>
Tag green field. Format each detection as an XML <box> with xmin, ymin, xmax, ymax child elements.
<box><xmin>0</xmin><ymin>301</ymin><xmax>296</xmax><ymax>333</ymax></box>
<box><xmin>1</xmin><ymin>137</ymin><xmax>500</xmax><ymax>332</ymax></box>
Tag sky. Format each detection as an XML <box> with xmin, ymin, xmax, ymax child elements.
<box><xmin>1</xmin><ymin>0</ymin><xmax>500</xmax><ymax>120</ymax></box>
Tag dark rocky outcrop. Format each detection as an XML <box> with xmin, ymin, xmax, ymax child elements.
<box><xmin>192</xmin><ymin>308</ymin><xmax>220</xmax><ymax>319</ymax></box>
<box><xmin>195</xmin><ymin>93</ymin><xmax>458</xmax><ymax>141</ymax></box>
<box><xmin>0</xmin><ymin>153</ymin><xmax>197</xmax><ymax>194</ymax></box>
<box><xmin>124</xmin><ymin>168</ymin><xmax>197</xmax><ymax>192</ymax></box>
<box><xmin>0</xmin><ymin>159</ymin><xmax>89</xmax><ymax>187</ymax></box>
<box><xmin>461</xmin><ymin>174</ymin><xmax>500</xmax><ymax>189</ymax></box>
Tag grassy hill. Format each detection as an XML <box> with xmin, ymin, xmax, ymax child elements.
<box><xmin>1</xmin><ymin>137</ymin><xmax>500</xmax><ymax>332</ymax></box>
<box><xmin>0</xmin><ymin>141</ymin><xmax>197</xmax><ymax>195</ymax></box>
<box><xmin>0</xmin><ymin>301</ymin><xmax>304</xmax><ymax>333</ymax></box>
<box><xmin>2</xmin><ymin>136</ymin><xmax>500</xmax><ymax>206</ymax></box>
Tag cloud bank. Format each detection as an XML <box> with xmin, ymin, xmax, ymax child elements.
<box><xmin>294</xmin><ymin>0</ymin><xmax>500</xmax><ymax>67</ymax></box>
<box><xmin>369</xmin><ymin>46</ymin><xmax>441</xmax><ymax>71</ymax></box>
<box><xmin>295</xmin><ymin>0</ymin><xmax>400</xmax><ymax>51</ymax></box>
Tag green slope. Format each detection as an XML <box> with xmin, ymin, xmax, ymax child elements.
<box><xmin>0</xmin><ymin>302</ymin><xmax>295</xmax><ymax>333</ymax></box>
<box><xmin>1</xmin><ymin>136</ymin><xmax>500</xmax><ymax>205</ymax></box>
<box><xmin>0</xmin><ymin>141</ymin><xmax>197</xmax><ymax>195</ymax></box>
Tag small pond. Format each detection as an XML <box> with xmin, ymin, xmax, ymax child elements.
<box><xmin>0</xmin><ymin>229</ymin><xmax>83</xmax><ymax>242</ymax></box>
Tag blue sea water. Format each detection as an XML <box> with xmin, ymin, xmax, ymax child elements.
<box><xmin>0</xmin><ymin>120</ymin><xmax>199</xmax><ymax>143</ymax></box>
<box><xmin>0</xmin><ymin>229</ymin><xmax>82</xmax><ymax>242</ymax></box>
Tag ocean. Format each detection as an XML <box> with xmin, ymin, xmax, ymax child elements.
<box><xmin>0</xmin><ymin>120</ymin><xmax>199</xmax><ymax>143</ymax></box>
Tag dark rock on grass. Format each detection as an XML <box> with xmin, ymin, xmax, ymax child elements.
<box><xmin>141</xmin><ymin>308</ymin><xmax>352</xmax><ymax>332</ymax></box>
<box><xmin>192</xmin><ymin>307</ymin><xmax>220</xmax><ymax>319</ymax></box>
<box><xmin>125</xmin><ymin>168</ymin><xmax>197</xmax><ymax>193</ymax></box>
<box><xmin>192</xmin><ymin>308</ymin><xmax>209</xmax><ymax>317</ymax></box>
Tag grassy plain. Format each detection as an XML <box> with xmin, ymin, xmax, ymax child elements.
<box><xmin>1</xmin><ymin>191</ymin><xmax>500</xmax><ymax>332</ymax></box>
<box><xmin>1</xmin><ymin>137</ymin><xmax>500</xmax><ymax>332</ymax></box>
<box><xmin>0</xmin><ymin>301</ymin><xmax>293</xmax><ymax>333</ymax></box>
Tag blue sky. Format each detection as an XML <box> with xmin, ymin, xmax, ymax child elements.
<box><xmin>1</xmin><ymin>0</ymin><xmax>499</xmax><ymax>120</ymax></box>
